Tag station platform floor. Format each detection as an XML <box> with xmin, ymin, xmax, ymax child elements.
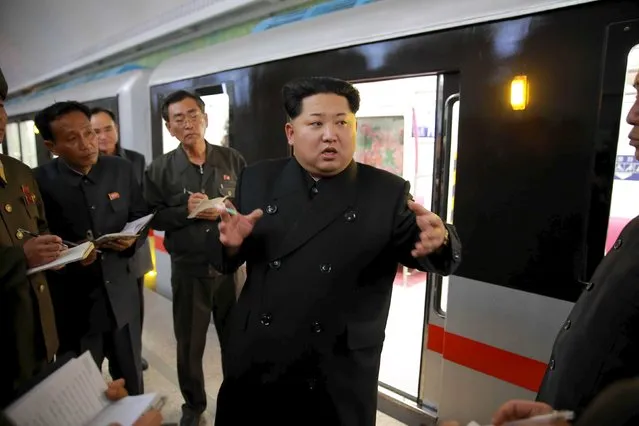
<box><xmin>101</xmin><ymin>288</ymin><xmax>406</xmax><ymax>425</ymax></box>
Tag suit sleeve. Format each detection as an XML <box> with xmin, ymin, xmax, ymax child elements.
<box><xmin>119</xmin><ymin>164</ymin><xmax>151</xmax><ymax>258</ymax></box>
<box><xmin>391</xmin><ymin>181</ymin><xmax>461</xmax><ymax>275</ymax></box>
<box><xmin>144</xmin><ymin>166</ymin><xmax>190</xmax><ymax>232</ymax></box>
<box><xmin>207</xmin><ymin>166</ymin><xmax>247</xmax><ymax>274</ymax></box>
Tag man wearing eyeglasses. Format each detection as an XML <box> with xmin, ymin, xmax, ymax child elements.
<box><xmin>144</xmin><ymin>90</ymin><xmax>245</xmax><ymax>426</ymax></box>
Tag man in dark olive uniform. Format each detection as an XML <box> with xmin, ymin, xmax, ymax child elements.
<box><xmin>0</xmin><ymin>67</ymin><xmax>62</xmax><ymax>409</ymax></box>
<box><xmin>536</xmin><ymin>70</ymin><xmax>639</xmax><ymax>422</ymax></box>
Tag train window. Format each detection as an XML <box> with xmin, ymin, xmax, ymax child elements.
<box><xmin>162</xmin><ymin>92</ymin><xmax>230</xmax><ymax>154</ymax></box>
<box><xmin>606</xmin><ymin>44</ymin><xmax>639</xmax><ymax>253</ymax></box>
<box><xmin>354</xmin><ymin>75</ymin><xmax>438</xmax><ymax>398</ymax></box>
<box><xmin>438</xmin><ymin>99</ymin><xmax>460</xmax><ymax>314</ymax></box>
<box><xmin>6</xmin><ymin>123</ymin><xmax>21</xmax><ymax>161</ymax></box>
<box><xmin>18</xmin><ymin>121</ymin><xmax>38</xmax><ymax>168</ymax></box>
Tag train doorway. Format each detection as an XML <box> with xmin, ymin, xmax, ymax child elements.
<box><xmin>352</xmin><ymin>72</ymin><xmax>460</xmax><ymax>417</ymax></box>
<box><xmin>606</xmin><ymin>43</ymin><xmax>639</xmax><ymax>252</ymax></box>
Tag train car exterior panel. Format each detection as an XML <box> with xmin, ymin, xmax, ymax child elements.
<box><xmin>151</xmin><ymin>1</ymin><xmax>639</xmax><ymax>301</ymax></box>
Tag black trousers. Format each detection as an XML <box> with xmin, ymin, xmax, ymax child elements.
<box><xmin>108</xmin><ymin>276</ymin><xmax>146</xmax><ymax>379</ymax></box>
<box><xmin>171</xmin><ymin>267</ymin><xmax>236</xmax><ymax>415</ymax></box>
<box><xmin>62</xmin><ymin>321</ymin><xmax>144</xmax><ymax>396</ymax></box>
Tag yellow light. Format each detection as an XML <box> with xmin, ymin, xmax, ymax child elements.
<box><xmin>145</xmin><ymin>270</ymin><xmax>157</xmax><ymax>278</ymax></box>
<box><xmin>510</xmin><ymin>75</ymin><xmax>529</xmax><ymax>111</ymax></box>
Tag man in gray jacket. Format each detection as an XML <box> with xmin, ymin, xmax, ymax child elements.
<box><xmin>90</xmin><ymin>107</ymin><xmax>154</xmax><ymax>372</ymax></box>
<box><xmin>144</xmin><ymin>90</ymin><xmax>245</xmax><ymax>426</ymax></box>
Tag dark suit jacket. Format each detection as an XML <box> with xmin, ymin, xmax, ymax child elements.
<box><xmin>209</xmin><ymin>158</ymin><xmax>462</xmax><ymax>426</ymax></box>
<box><xmin>537</xmin><ymin>216</ymin><xmax>639</xmax><ymax>419</ymax></box>
<box><xmin>0</xmin><ymin>154</ymin><xmax>58</xmax><ymax>408</ymax></box>
<box><xmin>118</xmin><ymin>146</ymin><xmax>153</xmax><ymax>278</ymax></box>
<box><xmin>34</xmin><ymin>156</ymin><xmax>149</xmax><ymax>344</ymax></box>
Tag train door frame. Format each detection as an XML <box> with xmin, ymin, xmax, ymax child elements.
<box><xmin>150</xmin><ymin>80</ymin><xmax>237</xmax><ymax>160</ymax></box>
<box><xmin>345</xmin><ymin>71</ymin><xmax>460</xmax><ymax>425</ymax></box>
<box><xmin>586</xmin><ymin>19</ymin><xmax>639</xmax><ymax>281</ymax></box>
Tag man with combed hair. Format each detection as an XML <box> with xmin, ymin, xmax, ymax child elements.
<box><xmin>210</xmin><ymin>76</ymin><xmax>462</xmax><ymax>425</ymax></box>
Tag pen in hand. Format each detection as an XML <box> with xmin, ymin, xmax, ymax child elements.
<box><xmin>18</xmin><ymin>228</ymin><xmax>102</xmax><ymax>253</ymax></box>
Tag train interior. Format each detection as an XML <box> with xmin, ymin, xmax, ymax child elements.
<box><xmin>2</xmin><ymin>0</ymin><xmax>639</xmax><ymax>424</ymax></box>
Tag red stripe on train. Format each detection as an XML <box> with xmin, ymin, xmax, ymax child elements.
<box><xmin>152</xmin><ymin>233</ymin><xmax>548</xmax><ymax>391</ymax></box>
<box><xmin>427</xmin><ymin>324</ymin><xmax>547</xmax><ymax>392</ymax></box>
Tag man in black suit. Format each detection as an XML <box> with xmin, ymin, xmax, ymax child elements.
<box><xmin>33</xmin><ymin>101</ymin><xmax>149</xmax><ymax>395</ymax></box>
<box><xmin>535</xmin><ymin>70</ymin><xmax>639</xmax><ymax>420</ymax></box>
<box><xmin>209</xmin><ymin>76</ymin><xmax>462</xmax><ymax>425</ymax></box>
<box><xmin>90</xmin><ymin>107</ymin><xmax>152</xmax><ymax>372</ymax></box>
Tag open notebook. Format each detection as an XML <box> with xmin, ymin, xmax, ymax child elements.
<box><xmin>187</xmin><ymin>196</ymin><xmax>228</xmax><ymax>219</ymax></box>
<box><xmin>93</xmin><ymin>213</ymin><xmax>155</xmax><ymax>244</ymax></box>
<box><xmin>26</xmin><ymin>241</ymin><xmax>95</xmax><ymax>276</ymax></box>
<box><xmin>4</xmin><ymin>351</ymin><xmax>165</xmax><ymax>426</ymax></box>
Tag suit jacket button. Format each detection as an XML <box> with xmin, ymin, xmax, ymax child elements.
<box><xmin>563</xmin><ymin>319</ymin><xmax>571</xmax><ymax>330</ymax></box>
<box><xmin>585</xmin><ymin>282</ymin><xmax>594</xmax><ymax>291</ymax></box>
<box><xmin>308</xmin><ymin>378</ymin><xmax>316</xmax><ymax>390</ymax></box>
<box><xmin>453</xmin><ymin>250</ymin><xmax>460</xmax><ymax>260</ymax></box>
<box><xmin>549</xmin><ymin>359</ymin><xmax>555</xmax><ymax>370</ymax></box>
<box><xmin>311</xmin><ymin>321</ymin><xmax>323</xmax><ymax>333</ymax></box>
<box><xmin>260</xmin><ymin>313</ymin><xmax>272</xmax><ymax>326</ymax></box>
<box><xmin>269</xmin><ymin>260</ymin><xmax>281</xmax><ymax>269</ymax></box>
<box><xmin>613</xmin><ymin>238</ymin><xmax>622</xmax><ymax>249</ymax></box>
<box><xmin>320</xmin><ymin>264</ymin><xmax>332</xmax><ymax>273</ymax></box>
<box><xmin>266</xmin><ymin>204</ymin><xmax>278</xmax><ymax>215</ymax></box>
<box><xmin>344</xmin><ymin>211</ymin><xmax>357</xmax><ymax>222</ymax></box>
<box><xmin>39</xmin><ymin>284</ymin><xmax>45</xmax><ymax>293</ymax></box>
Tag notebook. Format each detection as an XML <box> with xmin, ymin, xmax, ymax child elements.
<box><xmin>187</xmin><ymin>196</ymin><xmax>228</xmax><ymax>219</ymax></box>
<box><xmin>26</xmin><ymin>241</ymin><xmax>95</xmax><ymax>275</ymax></box>
<box><xmin>93</xmin><ymin>213</ymin><xmax>155</xmax><ymax>244</ymax></box>
<box><xmin>4</xmin><ymin>351</ymin><xmax>165</xmax><ymax>426</ymax></box>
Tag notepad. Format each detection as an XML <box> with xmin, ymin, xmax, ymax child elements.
<box><xmin>187</xmin><ymin>196</ymin><xmax>228</xmax><ymax>219</ymax></box>
<box><xmin>26</xmin><ymin>241</ymin><xmax>95</xmax><ymax>275</ymax></box>
<box><xmin>93</xmin><ymin>213</ymin><xmax>155</xmax><ymax>244</ymax></box>
<box><xmin>4</xmin><ymin>351</ymin><xmax>165</xmax><ymax>426</ymax></box>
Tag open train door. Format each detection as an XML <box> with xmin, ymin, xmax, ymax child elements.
<box><xmin>350</xmin><ymin>72</ymin><xmax>460</xmax><ymax>424</ymax></box>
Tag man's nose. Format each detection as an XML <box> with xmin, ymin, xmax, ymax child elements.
<box><xmin>322</xmin><ymin>124</ymin><xmax>337</xmax><ymax>141</ymax></box>
<box><xmin>627</xmin><ymin>100</ymin><xmax>639</xmax><ymax>126</ymax></box>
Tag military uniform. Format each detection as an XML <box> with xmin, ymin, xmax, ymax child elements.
<box><xmin>0</xmin><ymin>154</ymin><xmax>58</xmax><ymax>408</ymax></box>
<box><xmin>0</xmin><ymin>67</ymin><xmax>58</xmax><ymax>409</ymax></box>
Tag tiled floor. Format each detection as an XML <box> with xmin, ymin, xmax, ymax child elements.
<box><xmin>102</xmin><ymin>289</ymin><xmax>406</xmax><ymax>425</ymax></box>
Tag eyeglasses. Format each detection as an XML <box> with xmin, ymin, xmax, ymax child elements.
<box><xmin>171</xmin><ymin>111</ymin><xmax>202</xmax><ymax>127</ymax></box>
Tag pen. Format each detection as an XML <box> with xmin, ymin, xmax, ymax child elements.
<box><xmin>18</xmin><ymin>228</ymin><xmax>102</xmax><ymax>253</ymax></box>
<box><xmin>502</xmin><ymin>410</ymin><xmax>574</xmax><ymax>426</ymax></box>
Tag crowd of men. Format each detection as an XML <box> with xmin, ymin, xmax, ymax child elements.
<box><xmin>1</xmin><ymin>60</ymin><xmax>639</xmax><ymax>426</ymax></box>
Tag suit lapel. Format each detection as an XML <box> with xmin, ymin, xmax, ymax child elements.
<box><xmin>270</xmin><ymin>160</ymin><xmax>358</xmax><ymax>260</ymax></box>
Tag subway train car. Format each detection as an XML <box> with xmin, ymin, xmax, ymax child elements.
<box><xmin>146</xmin><ymin>0</ymin><xmax>639</xmax><ymax>423</ymax></box>
<box><xmin>3</xmin><ymin>0</ymin><xmax>639</xmax><ymax>423</ymax></box>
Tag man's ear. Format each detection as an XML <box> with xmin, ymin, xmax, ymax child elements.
<box><xmin>44</xmin><ymin>140</ymin><xmax>58</xmax><ymax>156</ymax></box>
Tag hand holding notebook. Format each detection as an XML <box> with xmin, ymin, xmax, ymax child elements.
<box><xmin>4</xmin><ymin>351</ymin><xmax>165</xmax><ymax>426</ymax></box>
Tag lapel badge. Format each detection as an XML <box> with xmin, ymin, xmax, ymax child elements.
<box><xmin>108</xmin><ymin>192</ymin><xmax>121</xmax><ymax>201</ymax></box>
<box><xmin>21</xmin><ymin>185</ymin><xmax>36</xmax><ymax>205</ymax></box>
<box><xmin>4</xmin><ymin>203</ymin><xmax>12</xmax><ymax>213</ymax></box>
<box><xmin>223</xmin><ymin>174</ymin><xmax>231</xmax><ymax>181</ymax></box>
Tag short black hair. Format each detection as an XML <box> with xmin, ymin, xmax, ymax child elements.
<box><xmin>90</xmin><ymin>107</ymin><xmax>117</xmax><ymax>123</ymax></box>
<box><xmin>282</xmin><ymin>76</ymin><xmax>360</xmax><ymax>120</ymax></box>
<box><xmin>161</xmin><ymin>90</ymin><xmax>205</xmax><ymax>121</ymax></box>
<box><xmin>34</xmin><ymin>101</ymin><xmax>91</xmax><ymax>143</ymax></box>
